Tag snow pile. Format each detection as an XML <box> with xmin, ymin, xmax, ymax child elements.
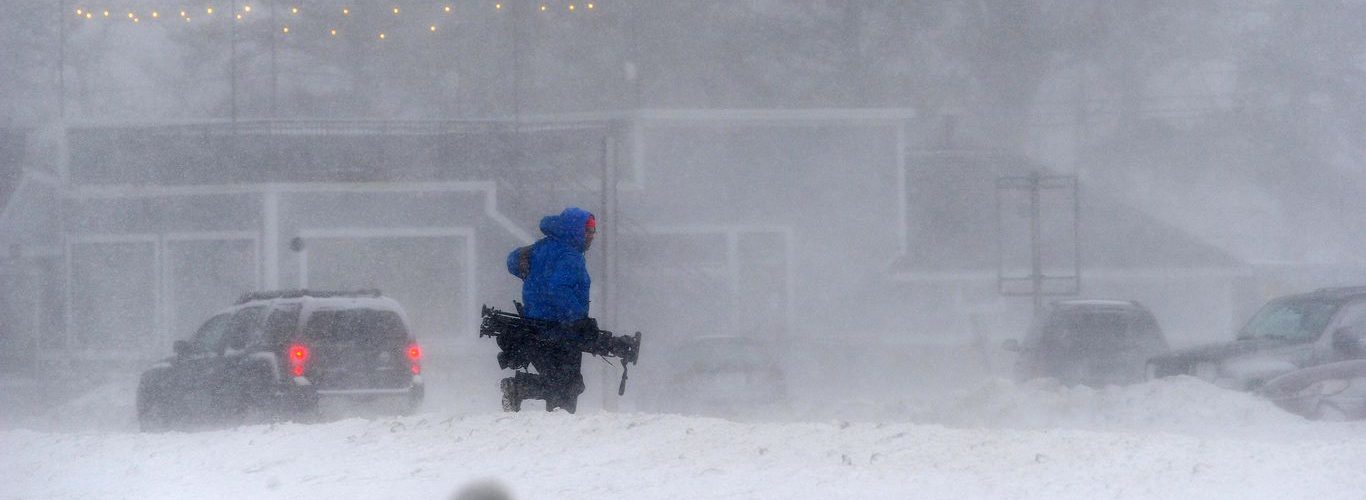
<box><xmin>917</xmin><ymin>376</ymin><xmax>1312</xmax><ymax>438</ymax></box>
<box><xmin>4</xmin><ymin>376</ymin><xmax>1366</xmax><ymax>499</ymax></box>
<box><xmin>4</xmin><ymin>409</ymin><xmax>1365</xmax><ymax>500</ymax></box>
<box><xmin>0</xmin><ymin>374</ymin><xmax>140</xmax><ymax>433</ymax></box>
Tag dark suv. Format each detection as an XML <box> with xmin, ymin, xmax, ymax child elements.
<box><xmin>1003</xmin><ymin>300</ymin><xmax>1169</xmax><ymax>387</ymax></box>
<box><xmin>1147</xmin><ymin>286</ymin><xmax>1366</xmax><ymax>391</ymax></box>
<box><xmin>136</xmin><ymin>290</ymin><xmax>425</xmax><ymax>431</ymax></box>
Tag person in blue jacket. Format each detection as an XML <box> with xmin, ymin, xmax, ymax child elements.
<box><xmin>500</xmin><ymin>206</ymin><xmax>596</xmax><ymax>413</ymax></box>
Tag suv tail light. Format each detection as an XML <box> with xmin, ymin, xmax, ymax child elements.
<box><xmin>407</xmin><ymin>342</ymin><xmax>422</xmax><ymax>375</ymax></box>
<box><xmin>287</xmin><ymin>344</ymin><xmax>310</xmax><ymax>376</ymax></box>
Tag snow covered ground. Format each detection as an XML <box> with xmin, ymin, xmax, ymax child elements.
<box><xmin>4</xmin><ymin>375</ymin><xmax>1365</xmax><ymax>500</ymax></box>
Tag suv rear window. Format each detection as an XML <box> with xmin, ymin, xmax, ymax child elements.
<box><xmin>303</xmin><ymin>309</ymin><xmax>408</xmax><ymax>345</ymax></box>
<box><xmin>1239</xmin><ymin>298</ymin><xmax>1340</xmax><ymax>342</ymax></box>
<box><xmin>1043</xmin><ymin>310</ymin><xmax>1135</xmax><ymax>343</ymax></box>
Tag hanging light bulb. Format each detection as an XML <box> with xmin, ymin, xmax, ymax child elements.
<box><xmin>379</xmin><ymin>32</ymin><xmax>386</xmax><ymax>40</ymax></box>
<box><xmin>206</xmin><ymin>7</ymin><xmax>214</xmax><ymax>15</ymax></box>
<box><xmin>330</xmin><ymin>28</ymin><xmax>337</xmax><ymax>36</ymax></box>
<box><xmin>430</xmin><ymin>25</ymin><xmax>437</xmax><ymax>32</ymax></box>
<box><xmin>282</xmin><ymin>25</ymin><xmax>289</xmax><ymax>33</ymax></box>
<box><xmin>342</xmin><ymin>8</ymin><xmax>349</xmax><ymax>15</ymax></box>
<box><xmin>392</xmin><ymin>7</ymin><xmax>400</xmax><ymax>15</ymax></box>
<box><xmin>495</xmin><ymin>4</ymin><xmax>502</xmax><ymax>10</ymax></box>
<box><xmin>151</xmin><ymin>11</ymin><xmax>159</xmax><ymax>18</ymax></box>
<box><xmin>180</xmin><ymin>10</ymin><xmax>187</xmax><ymax>17</ymax></box>
<box><xmin>243</xmin><ymin>5</ymin><xmax>252</xmax><ymax>13</ymax></box>
<box><xmin>587</xmin><ymin>3</ymin><xmax>594</xmax><ymax>9</ymax></box>
<box><xmin>85</xmin><ymin>12</ymin><xmax>92</xmax><ymax>19</ymax></box>
<box><xmin>75</xmin><ymin>8</ymin><xmax>83</xmax><ymax>16</ymax></box>
<box><xmin>236</xmin><ymin>13</ymin><xmax>242</xmax><ymax>20</ymax></box>
<box><xmin>540</xmin><ymin>5</ymin><xmax>547</xmax><ymax>12</ymax></box>
<box><xmin>291</xmin><ymin>7</ymin><xmax>298</xmax><ymax>14</ymax></box>
<box><xmin>444</xmin><ymin>5</ymin><xmax>451</xmax><ymax>13</ymax></box>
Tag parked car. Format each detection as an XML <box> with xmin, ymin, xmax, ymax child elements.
<box><xmin>1002</xmin><ymin>299</ymin><xmax>1169</xmax><ymax>387</ymax></box>
<box><xmin>657</xmin><ymin>335</ymin><xmax>788</xmax><ymax>417</ymax></box>
<box><xmin>136</xmin><ymin>289</ymin><xmax>425</xmax><ymax>431</ymax></box>
<box><xmin>1258</xmin><ymin>358</ymin><xmax>1366</xmax><ymax>420</ymax></box>
<box><xmin>1147</xmin><ymin>286</ymin><xmax>1366</xmax><ymax>391</ymax></box>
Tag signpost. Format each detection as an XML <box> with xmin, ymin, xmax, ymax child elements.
<box><xmin>996</xmin><ymin>172</ymin><xmax>1080</xmax><ymax>313</ymax></box>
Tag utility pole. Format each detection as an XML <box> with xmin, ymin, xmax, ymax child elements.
<box><xmin>230</xmin><ymin>0</ymin><xmax>238</xmax><ymax>127</ymax></box>
<box><xmin>1029</xmin><ymin>172</ymin><xmax>1043</xmax><ymax>312</ymax></box>
<box><xmin>269</xmin><ymin>0</ymin><xmax>278</xmax><ymax>117</ymax></box>
<box><xmin>511</xmin><ymin>0</ymin><xmax>525</xmax><ymax>122</ymax></box>
<box><xmin>57</xmin><ymin>0</ymin><xmax>67</xmax><ymax>121</ymax></box>
<box><xmin>599</xmin><ymin>132</ymin><xmax>617</xmax><ymax>411</ymax></box>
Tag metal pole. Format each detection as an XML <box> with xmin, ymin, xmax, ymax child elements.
<box><xmin>230</xmin><ymin>0</ymin><xmax>238</xmax><ymax>126</ymax></box>
<box><xmin>1029</xmin><ymin>172</ymin><xmax>1042</xmax><ymax>314</ymax></box>
<box><xmin>1072</xmin><ymin>177</ymin><xmax>1082</xmax><ymax>295</ymax></box>
<box><xmin>452</xmin><ymin>18</ymin><xmax>463</xmax><ymax>118</ymax></box>
<box><xmin>57</xmin><ymin>0</ymin><xmax>67</xmax><ymax>121</ymax></box>
<box><xmin>599</xmin><ymin>132</ymin><xmax>612</xmax><ymax>411</ymax></box>
<box><xmin>269</xmin><ymin>0</ymin><xmax>277</xmax><ymax>117</ymax></box>
<box><xmin>508</xmin><ymin>0</ymin><xmax>524</xmax><ymax>175</ymax></box>
<box><xmin>512</xmin><ymin>0</ymin><xmax>523</xmax><ymax>121</ymax></box>
<box><xmin>600</xmin><ymin>134</ymin><xmax>611</xmax><ymax>324</ymax></box>
<box><xmin>995</xmin><ymin>177</ymin><xmax>1003</xmax><ymax>296</ymax></box>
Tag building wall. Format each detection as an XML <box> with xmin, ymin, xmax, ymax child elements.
<box><xmin>56</xmin><ymin>184</ymin><xmax>531</xmax><ymax>361</ymax></box>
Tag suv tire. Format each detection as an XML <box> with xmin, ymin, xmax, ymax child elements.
<box><xmin>232</xmin><ymin>372</ymin><xmax>279</xmax><ymax>426</ymax></box>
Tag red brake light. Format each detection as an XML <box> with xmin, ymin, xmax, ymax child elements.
<box><xmin>287</xmin><ymin>344</ymin><xmax>309</xmax><ymax>376</ymax></box>
<box><xmin>407</xmin><ymin>343</ymin><xmax>422</xmax><ymax>375</ymax></box>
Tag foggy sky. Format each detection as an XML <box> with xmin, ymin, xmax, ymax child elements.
<box><xmin>4</xmin><ymin>1</ymin><xmax>1363</xmax><ymax>265</ymax></box>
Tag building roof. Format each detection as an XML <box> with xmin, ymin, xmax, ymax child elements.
<box><xmin>892</xmin><ymin>150</ymin><xmax>1244</xmax><ymax>276</ymax></box>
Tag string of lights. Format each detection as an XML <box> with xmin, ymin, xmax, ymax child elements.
<box><xmin>68</xmin><ymin>2</ymin><xmax>602</xmax><ymax>40</ymax></box>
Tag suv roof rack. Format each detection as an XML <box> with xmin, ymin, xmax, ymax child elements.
<box><xmin>236</xmin><ymin>289</ymin><xmax>383</xmax><ymax>305</ymax></box>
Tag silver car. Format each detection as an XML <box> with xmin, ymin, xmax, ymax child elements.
<box><xmin>1148</xmin><ymin>287</ymin><xmax>1366</xmax><ymax>391</ymax></box>
<box><xmin>1259</xmin><ymin>357</ymin><xmax>1366</xmax><ymax>420</ymax></box>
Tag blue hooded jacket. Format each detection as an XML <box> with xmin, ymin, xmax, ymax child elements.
<box><xmin>506</xmin><ymin>207</ymin><xmax>593</xmax><ymax>336</ymax></box>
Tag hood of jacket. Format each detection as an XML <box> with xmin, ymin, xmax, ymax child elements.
<box><xmin>539</xmin><ymin>207</ymin><xmax>593</xmax><ymax>252</ymax></box>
